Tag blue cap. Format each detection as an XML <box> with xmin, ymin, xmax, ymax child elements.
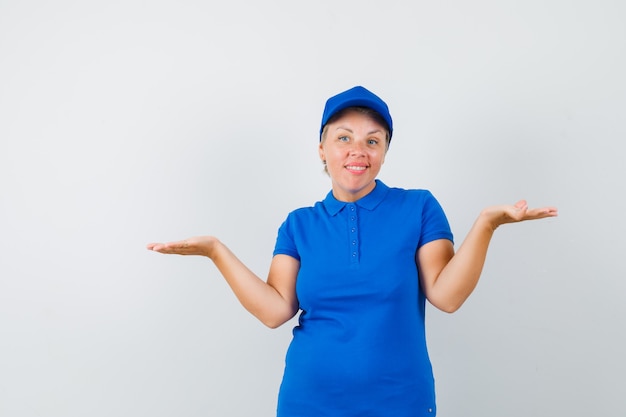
<box><xmin>319</xmin><ymin>86</ymin><xmax>393</xmax><ymax>141</ymax></box>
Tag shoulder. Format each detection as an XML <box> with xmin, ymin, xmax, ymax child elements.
<box><xmin>279</xmin><ymin>199</ymin><xmax>328</xmax><ymax>230</ymax></box>
<box><xmin>285</xmin><ymin>200</ymin><xmax>324</xmax><ymax>218</ymax></box>
<box><xmin>377</xmin><ymin>184</ymin><xmax>448</xmax><ymax>227</ymax></box>
<box><xmin>383</xmin><ymin>184</ymin><xmax>439</xmax><ymax>206</ymax></box>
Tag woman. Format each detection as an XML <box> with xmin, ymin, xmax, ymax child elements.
<box><xmin>147</xmin><ymin>86</ymin><xmax>558</xmax><ymax>416</ymax></box>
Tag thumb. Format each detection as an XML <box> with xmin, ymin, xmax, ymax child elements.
<box><xmin>514</xmin><ymin>200</ymin><xmax>528</xmax><ymax>210</ymax></box>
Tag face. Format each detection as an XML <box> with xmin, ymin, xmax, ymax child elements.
<box><xmin>319</xmin><ymin>109</ymin><xmax>388</xmax><ymax>202</ymax></box>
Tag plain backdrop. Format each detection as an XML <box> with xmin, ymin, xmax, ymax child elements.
<box><xmin>1</xmin><ymin>1</ymin><xmax>625</xmax><ymax>416</ymax></box>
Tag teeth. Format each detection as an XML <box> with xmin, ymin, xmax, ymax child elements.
<box><xmin>346</xmin><ymin>166</ymin><xmax>366</xmax><ymax>171</ymax></box>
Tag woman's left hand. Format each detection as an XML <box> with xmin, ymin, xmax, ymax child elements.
<box><xmin>481</xmin><ymin>200</ymin><xmax>558</xmax><ymax>230</ymax></box>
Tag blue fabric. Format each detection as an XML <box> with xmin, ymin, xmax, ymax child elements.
<box><xmin>319</xmin><ymin>86</ymin><xmax>394</xmax><ymax>140</ymax></box>
<box><xmin>273</xmin><ymin>180</ymin><xmax>453</xmax><ymax>417</ymax></box>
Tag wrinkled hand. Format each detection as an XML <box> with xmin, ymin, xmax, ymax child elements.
<box><xmin>482</xmin><ymin>200</ymin><xmax>558</xmax><ymax>230</ymax></box>
<box><xmin>146</xmin><ymin>236</ymin><xmax>218</xmax><ymax>257</ymax></box>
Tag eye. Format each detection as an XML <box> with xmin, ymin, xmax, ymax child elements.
<box><xmin>338</xmin><ymin>136</ymin><xmax>350</xmax><ymax>142</ymax></box>
<box><xmin>368</xmin><ymin>139</ymin><xmax>379</xmax><ymax>145</ymax></box>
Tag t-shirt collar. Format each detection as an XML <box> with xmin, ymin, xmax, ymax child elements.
<box><xmin>323</xmin><ymin>179</ymin><xmax>389</xmax><ymax>216</ymax></box>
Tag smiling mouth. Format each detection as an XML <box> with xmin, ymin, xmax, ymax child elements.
<box><xmin>345</xmin><ymin>165</ymin><xmax>367</xmax><ymax>171</ymax></box>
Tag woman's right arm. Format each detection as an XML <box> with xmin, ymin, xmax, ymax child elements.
<box><xmin>147</xmin><ymin>236</ymin><xmax>300</xmax><ymax>328</ymax></box>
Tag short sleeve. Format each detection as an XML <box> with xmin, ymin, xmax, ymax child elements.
<box><xmin>418</xmin><ymin>191</ymin><xmax>454</xmax><ymax>249</ymax></box>
<box><xmin>273</xmin><ymin>213</ymin><xmax>301</xmax><ymax>261</ymax></box>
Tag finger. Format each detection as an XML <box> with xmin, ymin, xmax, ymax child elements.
<box><xmin>160</xmin><ymin>240</ymin><xmax>197</xmax><ymax>255</ymax></box>
<box><xmin>168</xmin><ymin>240</ymin><xmax>190</xmax><ymax>250</ymax></box>
<box><xmin>154</xmin><ymin>245</ymin><xmax>171</xmax><ymax>252</ymax></box>
<box><xmin>514</xmin><ymin>200</ymin><xmax>528</xmax><ymax>210</ymax></box>
<box><xmin>147</xmin><ymin>243</ymin><xmax>168</xmax><ymax>251</ymax></box>
<box><xmin>525</xmin><ymin>207</ymin><xmax>559</xmax><ymax>219</ymax></box>
<box><xmin>149</xmin><ymin>242</ymin><xmax>181</xmax><ymax>253</ymax></box>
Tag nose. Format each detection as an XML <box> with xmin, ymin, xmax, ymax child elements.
<box><xmin>349</xmin><ymin>140</ymin><xmax>366</xmax><ymax>156</ymax></box>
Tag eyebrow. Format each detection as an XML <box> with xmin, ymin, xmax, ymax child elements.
<box><xmin>335</xmin><ymin>126</ymin><xmax>384</xmax><ymax>136</ymax></box>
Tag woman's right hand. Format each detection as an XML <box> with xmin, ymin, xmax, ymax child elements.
<box><xmin>147</xmin><ymin>236</ymin><xmax>300</xmax><ymax>328</ymax></box>
<box><xmin>146</xmin><ymin>236</ymin><xmax>219</xmax><ymax>258</ymax></box>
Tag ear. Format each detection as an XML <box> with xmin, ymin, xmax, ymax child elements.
<box><xmin>318</xmin><ymin>142</ymin><xmax>325</xmax><ymax>161</ymax></box>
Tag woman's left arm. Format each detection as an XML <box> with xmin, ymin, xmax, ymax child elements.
<box><xmin>418</xmin><ymin>200</ymin><xmax>558</xmax><ymax>313</ymax></box>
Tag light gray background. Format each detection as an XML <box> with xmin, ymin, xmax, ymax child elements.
<box><xmin>1</xmin><ymin>1</ymin><xmax>624</xmax><ymax>416</ymax></box>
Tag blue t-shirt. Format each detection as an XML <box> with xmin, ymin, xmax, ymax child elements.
<box><xmin>273</xmin><ymin>180</ymin><xmax>453</xmax><ymax>417</ymax></box>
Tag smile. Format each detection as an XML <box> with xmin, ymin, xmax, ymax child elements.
<box><xmin>345</xmin><ymin>165</ymin><xmax>367</xmax><ymax>171</ymax></box>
